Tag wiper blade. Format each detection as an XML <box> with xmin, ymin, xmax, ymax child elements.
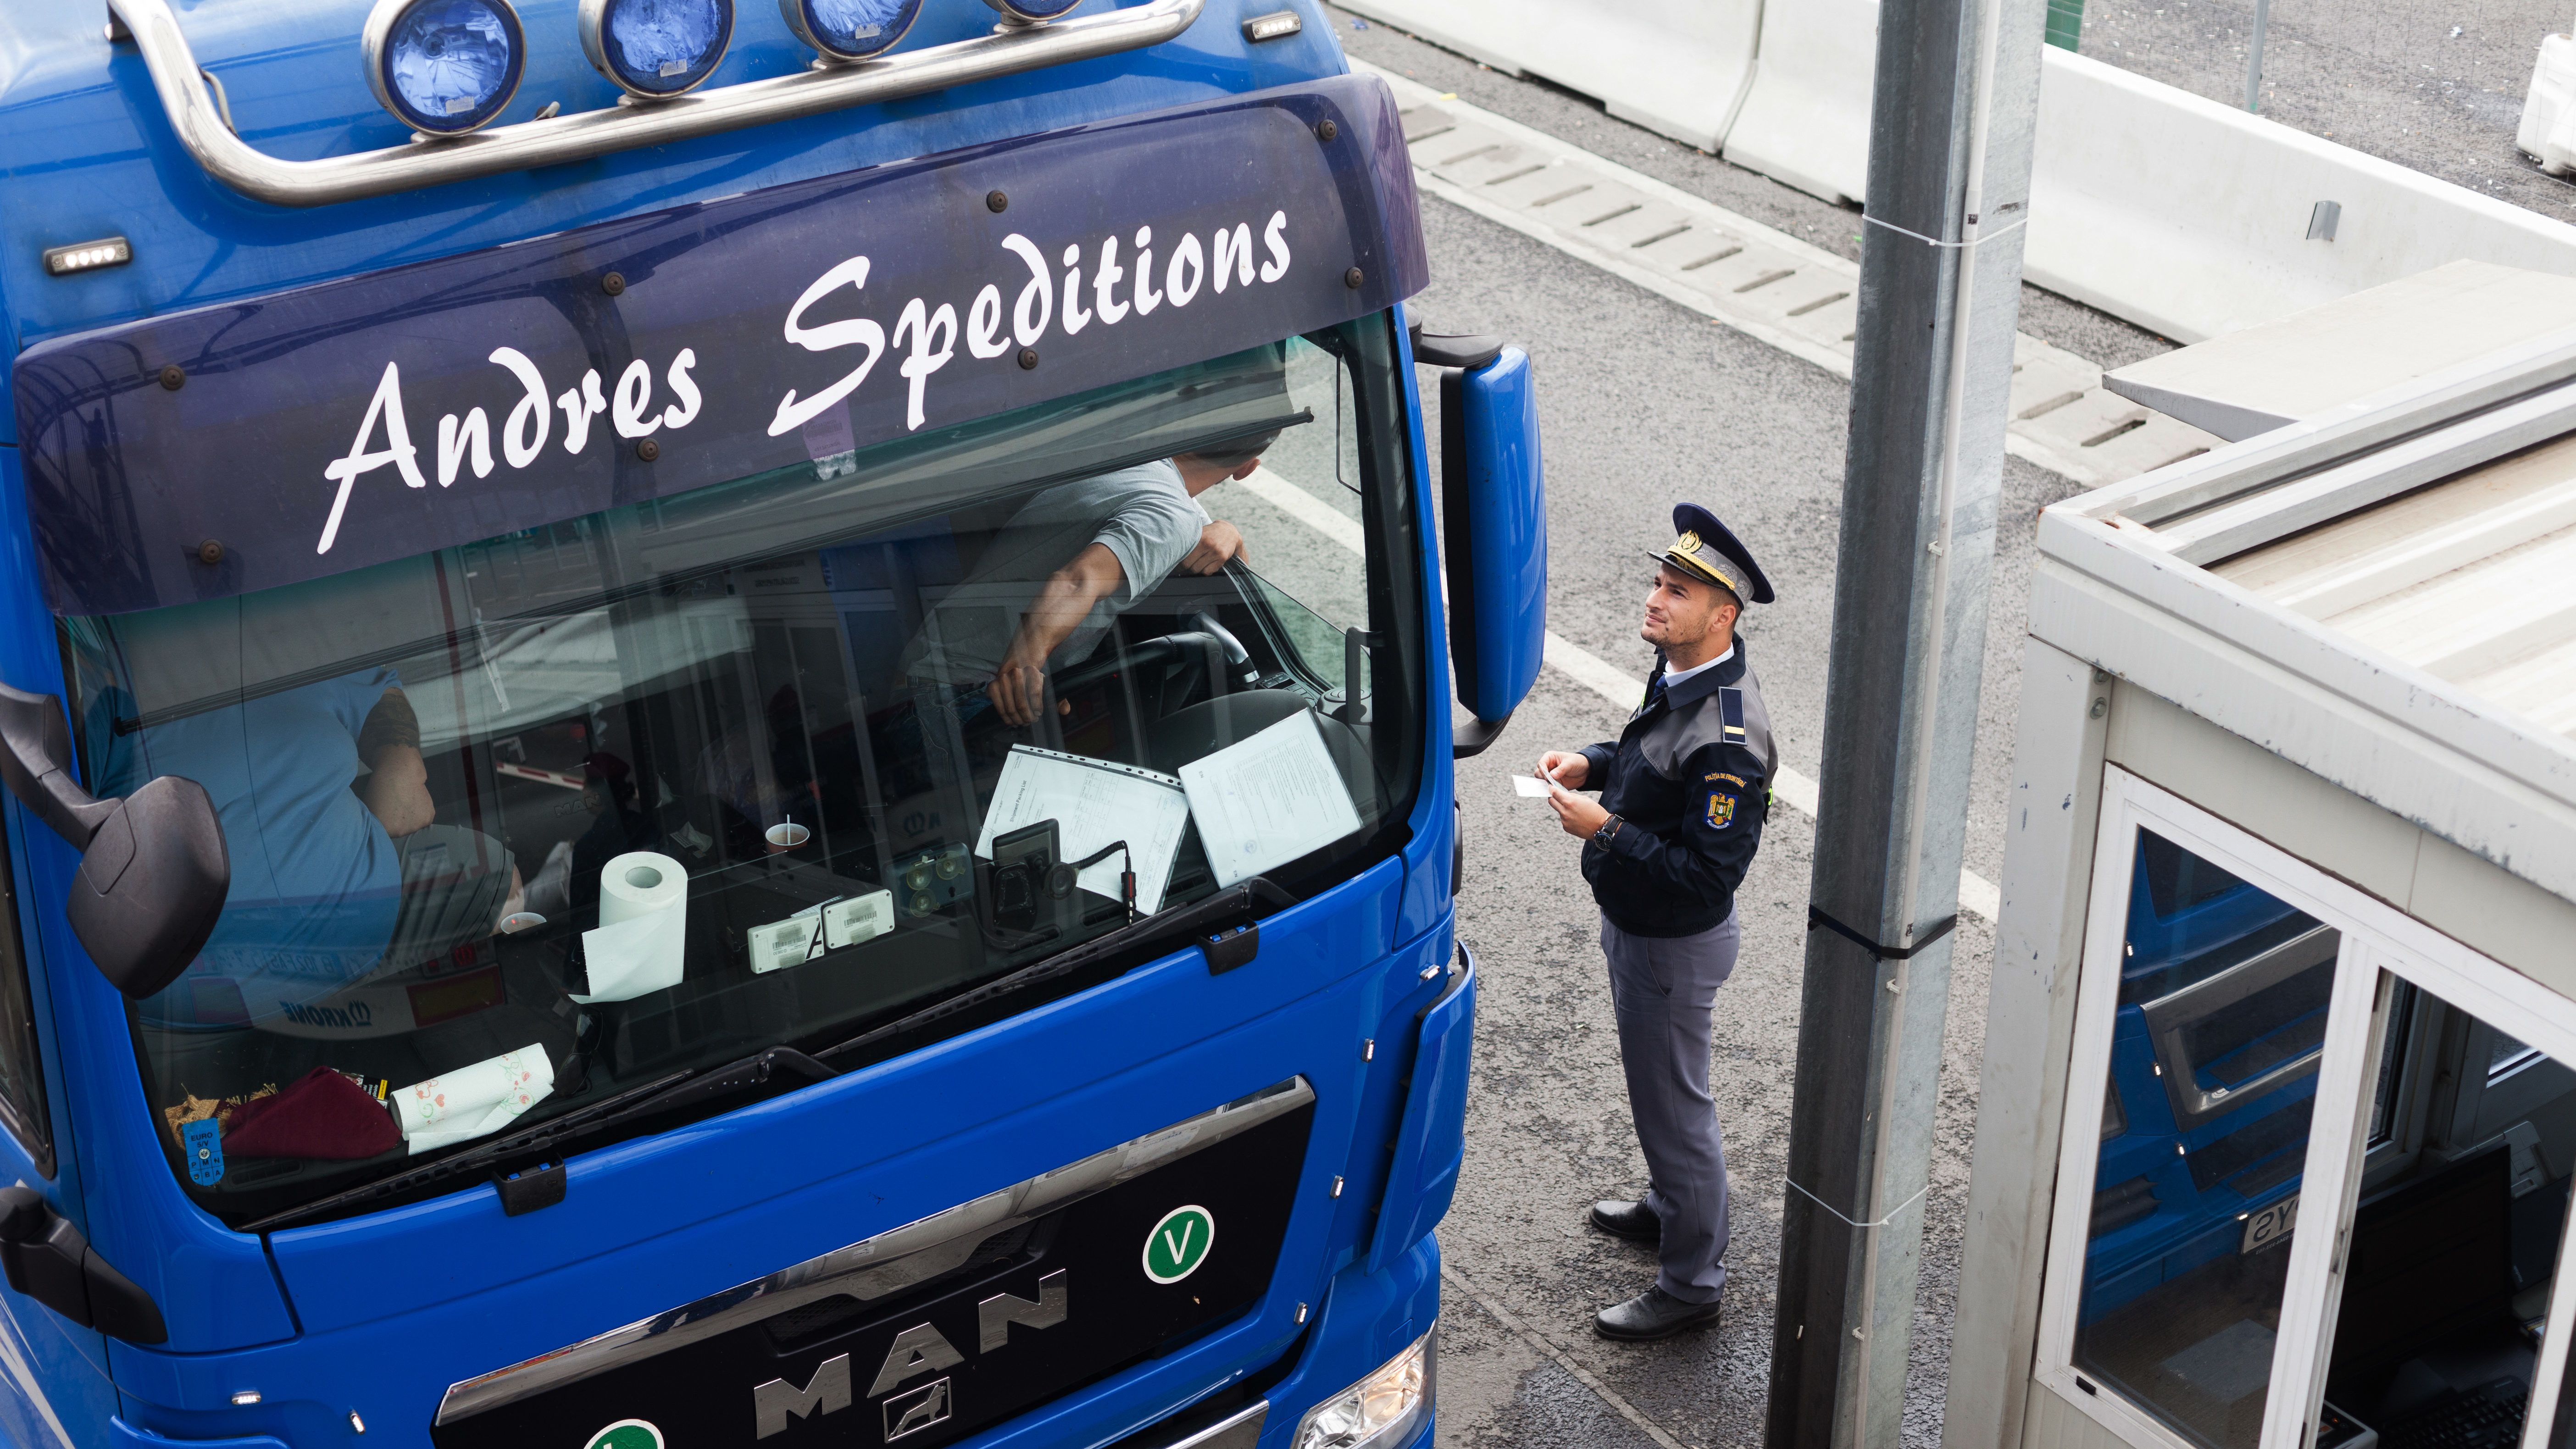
<box><xmin>242</xmin><ymin>1066</ymin><xmax>693</xmax><ymax>1233</ymax></box>
<box><xmin>564</xmin><ymin>1047</ymin><xmax>837</xmax><ymax>1133</ymax></box>
<box><xmin>244</xmin><ymin>1048</ymin><xmax>840</xmax><ymax>1234</ymax></box>
<box><xmin>818</xmin><ymin>877</ymin><xmax>1293</xmax><ymax>1066</ymax></box>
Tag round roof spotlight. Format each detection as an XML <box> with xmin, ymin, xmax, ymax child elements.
<box><xmin>581</xmin><ymin>0</ymin><xmax>734</xmax><ymax>99</ymax></box>
<box><xmin>780</xmin><ymin>0</ymin><xmax>922</xmax><ymax>61</ymax></box>
<box><xmin>980</xmin><ymin>0</ymin><xmax>1083</xmax><ymax>22</ymax></box>
<box><xmin>362</xmin><ymin>0</ymin><xmax>526</xmax><ymax>137</ymax></box>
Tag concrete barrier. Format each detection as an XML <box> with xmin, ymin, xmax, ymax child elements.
<box><xmin>1719</xmin><ymin>0</ymin><xmax>1877</xmax><ymax>205</ymax></box>
<box><xmin>1334</xmin><ymin>0</ymin><xmax>1761</xmax><ymax>152</ymax></box>
<box><xmin>2027</xmin><ymin>47</ymin><xmax>2576</xmax><ymax>343</ymax></box>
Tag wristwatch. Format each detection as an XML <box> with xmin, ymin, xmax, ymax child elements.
<box><xmin>1592</xmin><ymin>815</ymin><xmax>1622</xmax><ymax>847</ymax></box>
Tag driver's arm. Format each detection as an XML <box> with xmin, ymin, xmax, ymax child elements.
<box><xmin>355</xmin><ymin>688</ymin><xmax>436</xmax><ymax>838</ymax></box>
<box><xmin>990</xmin><ymin>544</ymin><xmax>1126</xmax><ymax>726</ymax></box>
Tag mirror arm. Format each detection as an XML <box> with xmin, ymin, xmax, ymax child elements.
<box><xmin>1454</xmin><ymin>712</ymin><xmax>1513</xmax><ymax>760</ymax></box>
<box><xmin>0</xmin><ymin>685</ymin><xmax>117</xmax><ymax>848</ymax></box>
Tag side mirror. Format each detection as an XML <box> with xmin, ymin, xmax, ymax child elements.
<box><xmin>1421</xmin><ymin>329</ymin><xmax>1546</xmax><ymax>759</ymax></box>
<box><xmin>0</xmin><ymin>685</ymin><xmax>228</xmax><ymax>999</ymax></box>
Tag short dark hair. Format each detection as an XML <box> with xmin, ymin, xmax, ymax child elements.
<box><xmin>1177</xmin><ymin>427</ymin><xmax>1282</xmax><ymax>471</ymax></box>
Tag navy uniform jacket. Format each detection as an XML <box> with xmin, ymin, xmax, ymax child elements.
<box><xmin>1577</xmin><ymin>641</ymin><xmax>1777</xmax><ymax>938</ymax></box>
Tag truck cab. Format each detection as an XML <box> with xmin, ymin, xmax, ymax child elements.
<box><xmin>0</xmin><ymin>0</ymin><xmax>1546</xmax><ymax>1443</ymax></box>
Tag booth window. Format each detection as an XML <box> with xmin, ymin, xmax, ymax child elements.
<box><xmin>2042</xmin><ymin>771</ymin><xmax>2576</xmax><ymax>1449</ymax></box>
<box><xmin>2068</xmin><ymin>829</ymin><xmax>2341</xmax><ymax>1449</ymax></box>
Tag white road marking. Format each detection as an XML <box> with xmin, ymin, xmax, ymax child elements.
<box><xmin>1238</xmin><ymin>469</ymin><xmax>2000</xmax><ymax>922</ymax></box>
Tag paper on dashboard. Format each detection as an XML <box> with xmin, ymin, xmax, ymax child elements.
<box><xmin>975</xmin><ymin>746</ymin><xmax>1191</xmax><ymax>914</ymax></box>
<box><xmin>1179</xmin><ymin>711</ymin><xmax>1365</xmax><ymax>888</ymax></box>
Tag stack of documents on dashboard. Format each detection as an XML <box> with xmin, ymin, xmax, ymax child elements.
<box><xmin>1179</xmin><ymin>712</ymin><xmax>1364</xmax><ymax>888</ymax></box>
<box><xmin>975</xmin><ymin>710</ymin><xmax>1366</xmax><ymax>908</ymax></box>
<box><xmin>977</xmin><ymin>747</ymin><xmax>1194</xmax><ymax>913</ymax></box>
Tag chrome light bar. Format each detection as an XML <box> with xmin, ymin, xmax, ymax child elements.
<box><xmin>106</xmin><ymin>0</ymin><xmax>1205</xmax><ymax>208</ymax></box>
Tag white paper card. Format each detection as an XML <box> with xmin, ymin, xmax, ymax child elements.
<box><xmin>1179</xmin><ymin>711</ymin><xmax>1365</xmax><ymax>888</ymax></box>
<box><xmin>975</xmin><ymin>747</ymin><xmax>1191</xmax><ymax>914</ymax></box>
<box><xmin>1513</xmin><ymin>774</ymin><xmax>1555</xmax><ymax>798</ymax></box>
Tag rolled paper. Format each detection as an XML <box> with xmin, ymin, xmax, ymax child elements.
<box><xmin>574</xmin><ymin>851</ymin><xmax>690</xmax><ymax>1003</ymax></box>
<box><xmin>394</xmin><ymin>1044</ymin><xmax>554</xmax><ymax>1154</ymax></box>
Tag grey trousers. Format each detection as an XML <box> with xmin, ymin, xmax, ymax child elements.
<box><xmin>1601</xmin><ymin>909</ymin><xmax>1740</xmax><ymax>1304</ymax></box>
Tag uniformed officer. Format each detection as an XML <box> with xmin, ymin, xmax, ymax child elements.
<box><xmin>1537</xmin><ymin>503</ymin><xmax>1776</xmax><ymax>1341</ymax></box>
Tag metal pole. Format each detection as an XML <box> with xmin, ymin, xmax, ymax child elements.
<box><xmin>2245</xmin><ymin>0</ymin><xmax>2271</xmax><ymax>111</ymax></box>
<box><xmin>1760</xmin><ymin>0</ymin><xmax>2044</xmax><ymax>1438</ymax></box>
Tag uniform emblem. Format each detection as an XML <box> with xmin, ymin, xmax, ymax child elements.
<box><xmin>1706</xmin><ymin>791</ymin><xmax>1737</xmax><ymax>830</ymax></box>
<box><xmin>1676</xmin><ymin>529</ymin><xmax>1702</xmax><ymax>555</ymax></box>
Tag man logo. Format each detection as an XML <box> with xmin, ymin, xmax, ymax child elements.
<box><xmin>1142</xmin><ymin>1205</ymin><xmax>1216</xmax><ymax>1284</ymax></box>
<box><xmin>752</xmin><ymin>1270</ymin><xmax>1069</xmax><ymax>1438</ymax></box>
<box><xmin>586</xmin><ymin>1421</ymin><xmax>666</xmax><ymax>1449</ymax></box>
<box><xmin>884</xmin><ymin>1377</ymin><xmax>954</xmax><ymax>1441</ymax></box>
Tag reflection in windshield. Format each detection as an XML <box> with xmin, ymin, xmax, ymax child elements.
<box><xmin>67</xmin><ymin>325</ymin><xmax>1421</xmax><ymax>1226</ymax></box>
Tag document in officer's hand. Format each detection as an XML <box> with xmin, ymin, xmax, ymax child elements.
<box><xmin>1513</xmin><ymin>774</ymin><xmax>1556</xmax><ymax>798</ymax></box>
<box><xmin>1179</xmin><ymin>710</ymin><xmax>1363</xmax><ymax>887</ymax></box>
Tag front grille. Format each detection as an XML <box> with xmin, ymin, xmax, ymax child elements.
<box><xmin>434</xmin><ymin>1097</ymin><xmax>1314</xmax><ymax>1449</ymax></box>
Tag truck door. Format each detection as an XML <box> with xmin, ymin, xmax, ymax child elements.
<box><xmin>0</xmin><ymin>810</ymin><xmax>115</xmax><ymax>1449</ymax></box>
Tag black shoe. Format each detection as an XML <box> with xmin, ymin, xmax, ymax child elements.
<box><xmin>1594</xmin><ymin>1286</ymin><xmax>1722</xmax><ymax>1341</ymax></box>
<box><xmin>1589</xmin><ymin>1199</ymin><xmax>1660</xmax><ymax>1244</ymax></box>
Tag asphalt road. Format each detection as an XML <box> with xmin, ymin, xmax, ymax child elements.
<box><xmin>2074</xmin><ymin>0</ymin><xmax>2576</xmax><ymax>227</ymax></box>
<box><xmin>1300</xmin><ymin>13</ymin><xmax>2145</xmax><ymax>1446</ymax></box>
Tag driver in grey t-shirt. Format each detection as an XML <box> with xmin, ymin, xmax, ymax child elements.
<box><xmin>908</xmin><ymin>430</ymin><xmax>1277</xmax><ymax>726</ymax></box>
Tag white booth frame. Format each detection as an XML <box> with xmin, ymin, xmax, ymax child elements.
<box><xmin>2032</xmin><ymin>766</ymin><xmax>2576</xmax><ymax>1449</ymax></box>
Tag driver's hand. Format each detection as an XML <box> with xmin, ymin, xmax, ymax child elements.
<box><xmin>1538</xmin><ymin>751</ymin><xmax>1590</xmax><ymax>789</ymax></box>
<box><xmin>990</xmin><ymin>652</ymin><xmax>1048</xmax><ymax>727</ymax></box>
<box><xmin>362</xmin><ymin>744</ymin><xmax>437</xmax><ymax>838</ymax></box>
<box><xmin>1181</xmin><ymin>521</ymin><xmax>1248</xmax><ymax>576</ymax></box>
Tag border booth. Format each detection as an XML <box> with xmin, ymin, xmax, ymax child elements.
<box><xmin>1946</xmin><ymin>312</ymin><xmax>2576</xmax><ymax>1449</ymax></box>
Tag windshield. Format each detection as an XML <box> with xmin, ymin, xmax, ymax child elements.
<box><xmin>66</xmin><ymin>316</ymin><xmax>1424</xmax><ymax>1227</ymax></box>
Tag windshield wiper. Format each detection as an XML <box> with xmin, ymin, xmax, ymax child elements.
<box><xmin>818</xmin><ymin>877</ymin><xmax>1293</xmax><ymax>1067</ymax></box>
<box><xmin>241</xmin><ymin>1049</ymin><xmax>838</xmax><ymax>1234</ymax></box>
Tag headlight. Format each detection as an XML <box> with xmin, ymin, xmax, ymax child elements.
<box><xmin>581</xmin><ymin>0</ymin><xmax>735</xmax><ymax>98</ymax></box>
<box><xmin>1292</xmin><ymin>1331</ymin><xmax>1434</xmax><ymax>1449</ymax></box>
<box><xmin>982</xmin><ymin>0</ymin><xmax>1084</xmax><ymax>23</ymax></box>
<box><xmin>362</xmin><ymin>0</ymin><xmax>526</xmax><ymax>136</ymax></box>
<box><xmin>781</xmin><ymin>0</ymin><xmax>922</xmax><ymax>61</ymax></box>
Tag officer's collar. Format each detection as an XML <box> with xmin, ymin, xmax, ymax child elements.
<box><xmin>1652</xmin><ymin>640</ymin><xmax>1743</xmax><ymax>710</ymax></box>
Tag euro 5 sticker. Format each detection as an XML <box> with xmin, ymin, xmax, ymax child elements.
<box><xmin>182</xmin><ymin>1117</ymin><xmax>224</xmax><ymax>1185</ymax></box>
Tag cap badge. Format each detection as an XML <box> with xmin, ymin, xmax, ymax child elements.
<box><xmin>1676</xmin><ymin>530</ymin><xmax>1702</xmax><ymax>555</ymax></box>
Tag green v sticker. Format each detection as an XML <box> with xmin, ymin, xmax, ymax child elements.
<box><xmin>1143</xmin><ymin>1205</ymin><xmax>1216</xmax><ymax>1284</ymax></box>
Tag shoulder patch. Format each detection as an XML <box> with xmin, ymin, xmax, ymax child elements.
<box><xmin>1705</xmin><ymin>788</ymin><xmax>1738</xmax><ymax>831</ymax></box>
<box><xmin>1719</xmin><ymin>688</ymin><xmax>1747</xmax><ymax>747</ymax></box>
<box><xmin>1705</xmin><ymin>772</ymin><xmax>1747</xmax><ymax>787</ymax></box>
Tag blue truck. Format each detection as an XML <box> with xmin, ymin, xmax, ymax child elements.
<box><xmin>2079</xmin><ymin>833</ymin><xmax>2332</xmax><ymax>1319</ymax></box>
<box><xmin>0</xmin><ymin>0</ymin><xmax>1549</xmax><ymax>1443</ymax></box>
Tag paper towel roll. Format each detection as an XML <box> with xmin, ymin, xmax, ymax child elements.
<box><xmin>575</xmin><ymin>851</ymin><xmax>689</xmax><ymax>1003</ymax></box>
<box><xmin>599</xmin><ymin>851</ymin><xmax>687</xmax><ymax>926</ymax></box>
<box><xmin>396</xmin><ymin>1043</ymin><xmax>555</xmax><ymax>1154</ymax></box>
